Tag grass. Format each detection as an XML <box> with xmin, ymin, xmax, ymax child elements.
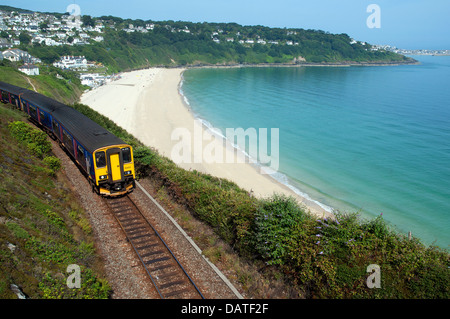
<box><xmin>0</xmin><ymin>61</ymin><xmax>83</xmax><ymax>105</ymax></box>
<box><xmin>0</xmin><ymin>104</ymin><xmax>110</xmax><ymax>299</ymax></box>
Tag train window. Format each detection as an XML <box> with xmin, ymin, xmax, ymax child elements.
<box><xmin>52</xmin><ymin>120</ymin><xmax>60</xmax><ymax>137</ymax></box>
<box><xmin>122</xmin><ymin>147</ymin><xmax>131</xmax><ymax>163</ymax></box>
<box><xmin>39</xmin><ymin>111</ymin><xmax>46</xmax><ymax>121</ymax></box>
<box><xmin>29</xmin><ymin>104</ymin><xmax>37</xmax><ymax>118</ymax></box>
<box><xmin>77</xmin><ymin>145</ymin><xmax>87</xmax><ymax>169</ymax></box>
<box><xmin>1</xmin><ymin>91</ymin><xmax>8</xmax><ymax>101</ymax></box>
<box><xmin>62</xmin><ymin>129</ymin><xmax>74</xmax><ymax>154</ymax></box>
<box><xmin>95</xmin><ymin>151</ymin><xmax>106</xmax><ymax>168</ymax></box>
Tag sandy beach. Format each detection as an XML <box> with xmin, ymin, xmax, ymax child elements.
<box><xmin>80</xmin><ymin>68</ymin><xmax>332</xmax><ymax>218</ymax></box>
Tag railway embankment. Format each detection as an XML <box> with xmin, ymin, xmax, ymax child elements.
<box><xmin>0</xmin><ymin>104</ymin><xmax>110</xmax><ymax>298</ymax></box>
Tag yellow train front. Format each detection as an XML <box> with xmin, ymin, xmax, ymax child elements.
<box><xmin>93</xmin><ymin>145</ymin><xmax>136</xmax><ymax>196</ymax></box>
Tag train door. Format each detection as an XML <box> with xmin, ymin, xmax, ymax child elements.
<box><xmin>106</xmin><ymin>148</ymin><xmax>124</xmax><ymax>182</ymax></box>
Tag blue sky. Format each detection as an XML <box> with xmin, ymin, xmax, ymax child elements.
<box><xmin>2</xmin><ymin>0</ymin><xmax>449</xmax><ymax>49</ymax></box>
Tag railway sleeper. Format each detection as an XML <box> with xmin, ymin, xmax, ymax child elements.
<box><xmin>159</xmin><ymin>279</ymin><xmax>187</xmax><ymax>290</ymax></box>
<box><xmin>149</xmin><ymin>263</ymin><xmax>174</xmax><ymax>272</ymax></box>
<box><xmin>140</xmin><ymin>249</ymin><xmax>165</xmax><ymax>258</ymax></box>
<box><xmin>129</xmin><ymin>233</ymin><xmax>153</xmax><ymax>241</ymax></box>
<box><xmin>135</xmin><ymin>242</ymin><xmax>160</xmax><ymax>250</ymax></box>
<box><xmin>145</xmin><ymin>256</ymin><xmax>170</xmax><ymax>265</ymax></box>
<box><xmin>163</xmin><ymin>287</ymin><xmax>191</xmax><ymax>298</ymax></box>
<box><xmin>121</xmin><ymin>220</ymin><xmax>143</xmax><ymax>228</ymax></box>
<box><xmin>155</xmin><ymin>271</ymin><xmax>180</xmax><ymax>280</ymax></box>
<box><xmin>118</xmin><ymin>216</ymin><xmax>141</xmax><ymax>224</ymax></box>
<box><xmin>126</xmin><ymin>225</ymin><xmax>148</xmax><ymax>234</ymax></box>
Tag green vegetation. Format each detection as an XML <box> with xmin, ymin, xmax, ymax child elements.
<box><xmin>0</xmin><ymin>104</ymin><xmax>110</xmax><ymax>299</ymax></box>
<box><xmin>21</xmin><ymin>16</ymin><xmax>414</xmax><ymax>73</ymax></box>
<box><xmin>8</xmin><ymin>121</ymin><xmax>52</xmax><ymax>158</ymax></box>
<box><xmin>0</xmin><ymin>60</ymin><xmax>84</xmax><ymax>105</ymax></box>
<box><xmin>8</xmin><ymin>121</ymin><xmax>61</xmax><ymax>175</ymax></box>
<box><xmin>71</xmin><ymin>102</ymin><xmax>449</xmax><ymax>299</ymax></box>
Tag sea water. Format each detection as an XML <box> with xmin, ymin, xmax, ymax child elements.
<box><xmin>180</xmin><ymin>56</ymin><xmax>450</xmax><ymax>248</ymax></box>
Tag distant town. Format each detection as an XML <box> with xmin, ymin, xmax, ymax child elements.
<box><xmin>0</xmin><ymin>8</ymin><xmax>113</xmax><ymax>88</ymax></box>
<box><xmin>0</xmin><ymin>8</ymin><xmax>448</xmax><ymax>89</ymax></box>
<box><xmin>372</xmin><ymin>45</ymin><xmax>450</xmax><ymax>56</ymax></box>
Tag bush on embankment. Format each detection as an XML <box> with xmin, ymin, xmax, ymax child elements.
<box><xmin>72</xmin><ymin>103</ymin><xmax>449</xmax><ymax>299</ymax></box>
<box><xmin>8</xmin><ymin>121</ymin><xmax>61</xmax><ymax>175</ymax></box>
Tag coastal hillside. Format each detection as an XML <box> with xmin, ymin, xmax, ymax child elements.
<box><xmin>1</xmin><ymin>59</ymin><xmax>448</xmax><ymax>299</ymax></box>
<box><xmin>0</xmin><ymin>60</ymin><xmax>83</xmax><ymax>105</ymax></box>
<box><xmin>1</xmin><ymin>5</ymin><xmax>415</xmax><ymax>73</ymax></box>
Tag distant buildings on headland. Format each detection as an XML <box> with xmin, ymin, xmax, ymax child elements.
<box><xmin>0</xmin><ymin>9</ymin><xmax>103</xmax><ymax>46</ymax></box>
<box><xmin>372</xmin><ymin>44</ymin><xmax>450</xmax><ymax>56</ymax></box>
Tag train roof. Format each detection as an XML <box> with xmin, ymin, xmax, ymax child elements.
<box><xmin>0</xmin><ymin>81</ymin><xmax>29</xmax><ymax>97</ymax></box>
<box><xmin>52</xmin><ymin>104</ymin><xmax>126</xmax><ymax>153</ymax></box>
<box><xmin>0</xmin><ymin>81</ymin><xmax>126</xmax><ymax>153</ymax></box>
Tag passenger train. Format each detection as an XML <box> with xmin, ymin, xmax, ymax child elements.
<box><xmin>0</xmin><ymin>81</ymin><xmax>135</xmax><ymax>196</ymax></box>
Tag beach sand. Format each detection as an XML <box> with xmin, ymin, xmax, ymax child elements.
<box><xmin>80</xmin><ymin>68</ymin><xmax>332</xmax><ymax>218</ymax></box>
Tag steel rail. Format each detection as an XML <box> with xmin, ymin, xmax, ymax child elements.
<box><xmin>104</xmin><ymin>195</ymin><xmax>204</xmax><ymax>299</ymax></box>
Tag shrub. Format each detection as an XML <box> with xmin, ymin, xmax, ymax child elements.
<box><xmin>43</xmin><ymin>156</ymin><xmax>61</xmax><ymax>175</ymax></box>
<box><xmin>254</xmin><ymin>194</ymin><xmax>313</xmax><ymax>265</ymax></box>
<box><xmin>8</xmin><ymin>121</ymin><xmax>51</xmax><ymax>158</ymax></box>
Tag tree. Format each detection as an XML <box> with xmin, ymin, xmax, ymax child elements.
<box><xmin>39</xmin><ymin>21</ymin><xmax>49</xmax><ymax>33</ymax></box>
<box><xmin>19</xmin><ymin>32</ymin><xmax>32</xmax><ymax>45</ymax></box>
<box><xmin>82</xmin><ymin>15</ymin><xmax>95</xmax><ymax>27</ymax></box>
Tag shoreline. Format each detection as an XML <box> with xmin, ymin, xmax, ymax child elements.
<box><xmin>177</xmin><ymin>69</ymin><xmax>336</xmax><ymax>215</ymax></box>
<box><xmin>171</xmin><ymin>58</ymin><xmax>420</xmax><ymax>70</ymax></box>
<box><xmin>81</xmin><ymin>67</ymin><xmax>334</xmax><ymax>218</ymax></box>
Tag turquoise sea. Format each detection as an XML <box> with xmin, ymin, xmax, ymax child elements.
<box><xmin>180</xmin><ymin>56</ymin><xmax>450</xmax><ymax>249</ymax></box>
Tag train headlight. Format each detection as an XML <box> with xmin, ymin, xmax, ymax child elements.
<box><xmin>99</xmin><ymin>175</ymin><xmax>108</xmax><ymax>180</ymax></box>
<box><xmin>124</xmin><ymin>170</ymin><xmax>132</xmax><ymax>176</ymax></box>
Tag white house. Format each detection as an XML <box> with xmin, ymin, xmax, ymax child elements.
<box><xmin>53</xmin><ymin>55</ymin><xmax>88</xmax><ymax>69</ymax></box>
<box><xmin>19</xmin><ymin>64</ymin><xmax>39</xmax><ymax>76</ymax></box>
<box><xmin>2</xmin><ymin>49</ymin><xmax>30</xmax><ymax>62</ymax></box>
<box><xmin>80</xmin><ymin>73</ymin><xmax>106</xmax><ymax>87</ymax></box>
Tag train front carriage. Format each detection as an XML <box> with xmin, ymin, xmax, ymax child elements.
<box><xmin>51</xmin><ymin>104</ymin><xmax>136</xmax><ymax>197</ymax></box>
<box><xmin>93</xmin><ymin>145</ymin><xmax>135</xmax><ymax>196</ymax></box>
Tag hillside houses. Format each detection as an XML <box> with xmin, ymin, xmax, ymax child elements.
<box><xmin>0</xmin><ymin>8</ymin><xmax>307</xmax><ymax>50</ymax></box>
<box><xmin>1</xmin><ymin>48</ymin><xmax>41</xmax><ymax>64</ymax></box>
<box><xmin>53</xmin><ymin>55</ymin><xmax>92</xmax><ymax>70</ymax></box>
<box><xmin>0</xmin><ymin>9</ymin><xmax>105</xmax><ymax>47</ymax></box>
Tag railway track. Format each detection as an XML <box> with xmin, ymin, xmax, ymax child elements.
<box><xmin>104</xmin><ymin>195</ymin><xmax>204</xmax><ymax>299</ymax></box>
